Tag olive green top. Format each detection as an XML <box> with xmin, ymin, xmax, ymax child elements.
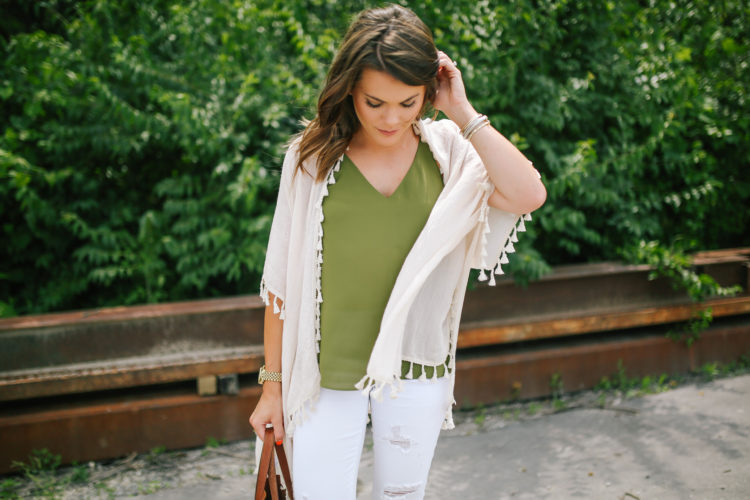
<box><xmin>318</xmin><ymin>140</ymin><xmax>446</xmax><ymax>390</ymax></box>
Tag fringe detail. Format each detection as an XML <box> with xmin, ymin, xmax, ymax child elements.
<box><xmin>313</xmin><ymin>156</ymin><xmax>344</xmax><ymax>354</ymax></box>
<box><xmin>355</xmin><ymin>374</ymin><xmax>374</xmax><ymax>393</ymax></box>
<box><xmin>441</xmin><ymin>398</ymin><xmax>456</xmax><ymax>430</ymax></box>
<box><xmin>479</xmin><ymin>212</ymin><xmax>533</xmax><ymax>285</ymax></box>
<box><xmin>259</xmin><ymin>277</ymin><xmax>270</xmax><ymax>306</ymax></box>
<box><xmin>372</xmin><ymin>383</ymin><xmax>386</xmax><ymax>402</ymax></box>
<box><xmin>259</xmin><ymin>277</ymin><xmax>285</xmax><ymax>318</ymax></box>
<box><xmin>285</xmin><ymin>387</ymin><xmax>320</xmax><ymax>439</ymax></box>
<box><xmin>405</xmin><ymin>362</ymin><xmax>414</xmax><ymax>379</ymax></box>
<box><xmin>477</xmin><ymin>182</ymin><xmax>494</xmax><ymax>279</ymax></box>
<box><xmin>354</xmin><ymin>375</ymin><xmax>395</xmax><ymax>403</ymax></box>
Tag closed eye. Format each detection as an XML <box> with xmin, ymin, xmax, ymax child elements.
<box><xmin>365</xmin><ymin>100</ymin><xmax>417</xmax><ymax>109</ymax></box>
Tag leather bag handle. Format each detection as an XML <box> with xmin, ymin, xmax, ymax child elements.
<box><xmin>255</xmin><ymin>426</ymin><xmax>294</xmax><ymax>500</ymax></box>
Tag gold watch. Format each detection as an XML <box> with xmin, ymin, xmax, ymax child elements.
<box><xmin>258</xmin><ymin>365</ymin><xmax>282</xmax><ymax>384</ymax></box>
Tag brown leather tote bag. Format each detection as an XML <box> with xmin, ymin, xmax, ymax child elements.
<box><xmin>255</xmin><ymin>426</ymin><xmax>294</xmax><ymax>500</ymax></box>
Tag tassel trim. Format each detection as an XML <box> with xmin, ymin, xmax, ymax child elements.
<box><xmin>353</xmin><ymin>376</ymin><xmax>395</xmax><ymax>402</ymax></box>
<box><xmin>355</xmin><ymin>356</ymin><xmax>452</xmax><ymax>402</ymax></box>
<box><xmin>259</xmin><ymin>277</ymin><xmax>286</xmax><ymax>319</ymax></box>
<box><xmin>442</xmin><ymin>398</ymin><xmax>456</xmax><ymax>430</ymax></box>
<box><xmin>284</xmin><ymin>386</ymin><xmax>321</xmax><ymax>439</ymax></box>
<box><xmin>476</xmin><ymin>196</ymin><xmax>532</xmax><ymax>285</ymax></box>
<box><xmin>313</xmin><ymin>155</ymin><xmax>344</xmax><ymax>354</ymax></box>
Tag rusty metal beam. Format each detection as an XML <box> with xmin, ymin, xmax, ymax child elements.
<box><xmin>0</xmin><ymin>297</ymin><xmax>266</xmax><ymax>373</ymax></box>
<box><xmin>1</xmin><ymin>252</ymin><xmax>748</xmax><ymax>402</ymax></box>
<box><xmin>2</xmin><ymin>320</ymin><xmax>748</xmax><ymax>473</ymax></box>
<box><xmin>454</xmin><ymin>322</ymin><xmax>750</xmax><ymax>407</ymax></box>
<box><xmin>457</xmin><ymin>295</ymin><xmax>750</xmax><ymax>348</ymax></box>
<box><xmin>0</xmin><ymin>251</ymin><xmax>748</xmax><ymax>472</ymax></box>
<box><xmin>3</xmin><ymin>296</ymin><xmax>747</xmax><ymax>402</ymax></box>
<box><xmin>460</xmin><ymin>256</ymin><xmax>748</xmax><ymax>327</ymax></box>
<box><xmin>0</xmin><ymin>295</ymin><xmax>265</xmax><ymax>331</ymax></box>
<box><xmin>0</xmin><ymin>346</ymin><xmax>264</xmax><ymax>402</ymax></box>
<box><xmin>0</xmin><ymin>386</ymin><xmax>262</xmax><ymax>474</ymax></box>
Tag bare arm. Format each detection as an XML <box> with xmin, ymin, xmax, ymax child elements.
<box><xmin>433</xmin><ymin>51</ymin><xmax>547</xmax><ymax>214</ymax></box>
<box><xmin>248</xmin><ymin>292</ymin><xmax>285</xmax><ymax>442</ymax></box>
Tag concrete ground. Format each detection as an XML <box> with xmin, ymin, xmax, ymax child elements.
<box><xmin>142</xmin><ymin>374</ymin><xmax>750</xmax><ymax>500</ymax></box>
<box><xmin>421</xmin><ymin>375</ymin><xmax>749</xmax><ymax>500</ymax></box>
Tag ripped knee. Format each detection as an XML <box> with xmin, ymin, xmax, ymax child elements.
<box><xmin>382</xmin><ymin>482</ymin><xmax>421</xmax><ymax>498</ymax></box>
<box><xmin>383</xmin><ymin>426</ymin><xmax>415</xmax><ymax>452</ymax></box>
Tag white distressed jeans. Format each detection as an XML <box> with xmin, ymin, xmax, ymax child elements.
<box><xmin>292</xmin><ymin>378</ymin><xmax>452</xmax><ymax>500</ymax></box>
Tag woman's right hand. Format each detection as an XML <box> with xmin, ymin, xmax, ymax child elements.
<box><xmin>249</xmin><ymin>383</ymin><xmax>285</xmax><ymax>443</ymax></box>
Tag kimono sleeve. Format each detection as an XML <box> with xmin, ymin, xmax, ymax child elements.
<box><xmin>259</xmin><ymin>144</ymin><xmax>298</xmax><ymax>318</ymax></box>
<box><xmin>466</xmin><ymin>143</ymin><xmax>535</xmax><ymax>287</ymax></box>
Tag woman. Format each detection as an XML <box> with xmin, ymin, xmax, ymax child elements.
<box><xmin>249</xmin><ymin>4</ymin><xmax>546</xmax><ymax>499</ymax></box>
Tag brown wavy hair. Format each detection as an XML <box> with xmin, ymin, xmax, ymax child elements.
<box><xmin>294</xmin><ymin>4</ymin><xmax>439</xmax><ymax>182</ymax></box>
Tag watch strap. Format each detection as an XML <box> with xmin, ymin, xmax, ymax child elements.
<box><xmin>259</xmin><ymin>365</ymin><xmax>282</xmax><ymax>383</ymax></box>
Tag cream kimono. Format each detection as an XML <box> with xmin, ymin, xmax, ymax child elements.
<box><xmin>260</xmin><ymin>118</ymin><xmax>533</xmax><ymax>438</ymax></box>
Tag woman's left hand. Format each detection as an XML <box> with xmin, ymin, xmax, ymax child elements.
<box><xmin>433</xmin><ymin>50</ymin><xmax>476</xmax><ymax>126</ymax></box>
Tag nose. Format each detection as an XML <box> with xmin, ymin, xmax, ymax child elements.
<box><xmin>383</xmin><ymin>107</ymin><xmax>401</xmax><ymax>128</ymax></box>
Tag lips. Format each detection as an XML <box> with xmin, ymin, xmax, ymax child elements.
<box><xmin>377</xmin><ymin>128</ymin><xmax>398</xmax><ymax>136</ymax></box>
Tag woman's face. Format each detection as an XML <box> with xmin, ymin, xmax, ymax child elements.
<box><xmin>350</xmin><ymin>68</ymin><xmax>426</xmax><ymax>148</ymax></box>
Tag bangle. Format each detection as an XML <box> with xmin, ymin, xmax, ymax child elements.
<box><xmin>460</xmin><ymin>114</ymin><xmax>490</xmax><ymax>141</ymax></box>
<box><xmin>258</xmin><ymin>365</ymin><xmax>282</xmax><ymax>384</ymax></box>
<box><xmin>459</xmin><ymin>114</ymin><xmax>484</xmax><ymax>136</ymax></box>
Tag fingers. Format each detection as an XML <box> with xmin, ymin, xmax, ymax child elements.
<box><xmin>249</xmin><ymin>415</ymin><xmax>265</xmax><ymax>439</ymax></box>
<box><xmin>272</xmin><ymin>416</ymin><xmax>285</xmax><ymax>443</ymax></box>
<box><xmin>248</xmin><ymin>412</ymin><xmax>285</xmax><ymax>443</ymax></box>
<box><xmin>437</xmin><ymin>50</ymin><xmax>459</xmax><ymax>73</ymax></box>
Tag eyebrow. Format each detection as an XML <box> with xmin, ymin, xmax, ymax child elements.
<box><xmin>364</xmin><ymin>93</ymin><xmax>420</xmax><ymax>104</ymax></box>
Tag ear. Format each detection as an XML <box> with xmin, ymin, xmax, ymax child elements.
<box><xmin>425</xmin><ymin>85</ymin><xmax>436</xmax><ymax>103</ymax></box>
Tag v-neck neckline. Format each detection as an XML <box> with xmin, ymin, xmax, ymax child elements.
<box><xmin>344</xmin><ymin>141</ymin><xmax>423</xmax><ymax>199</ymax></box>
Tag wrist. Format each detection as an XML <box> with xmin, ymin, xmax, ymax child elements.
<box><xmin>448</xmin><ymin>103</ymin><xmax>478</xmax><ymax>130</ymax></box>
<box><xmin>262</xmin><ymin>381</ymin><xmax>282</xmax><ymax>395</ymax></box>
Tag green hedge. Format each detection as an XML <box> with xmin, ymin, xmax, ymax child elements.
<box><xmin>1</xmin><ymin>0</ymin><xmax>748</xmax><ymax>316</ymax></box>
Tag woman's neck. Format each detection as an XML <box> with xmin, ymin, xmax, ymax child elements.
<box><xmin>348</xmin><ymin>126</ymin><xmax>419</xmax><ymax>155</ymax></box>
